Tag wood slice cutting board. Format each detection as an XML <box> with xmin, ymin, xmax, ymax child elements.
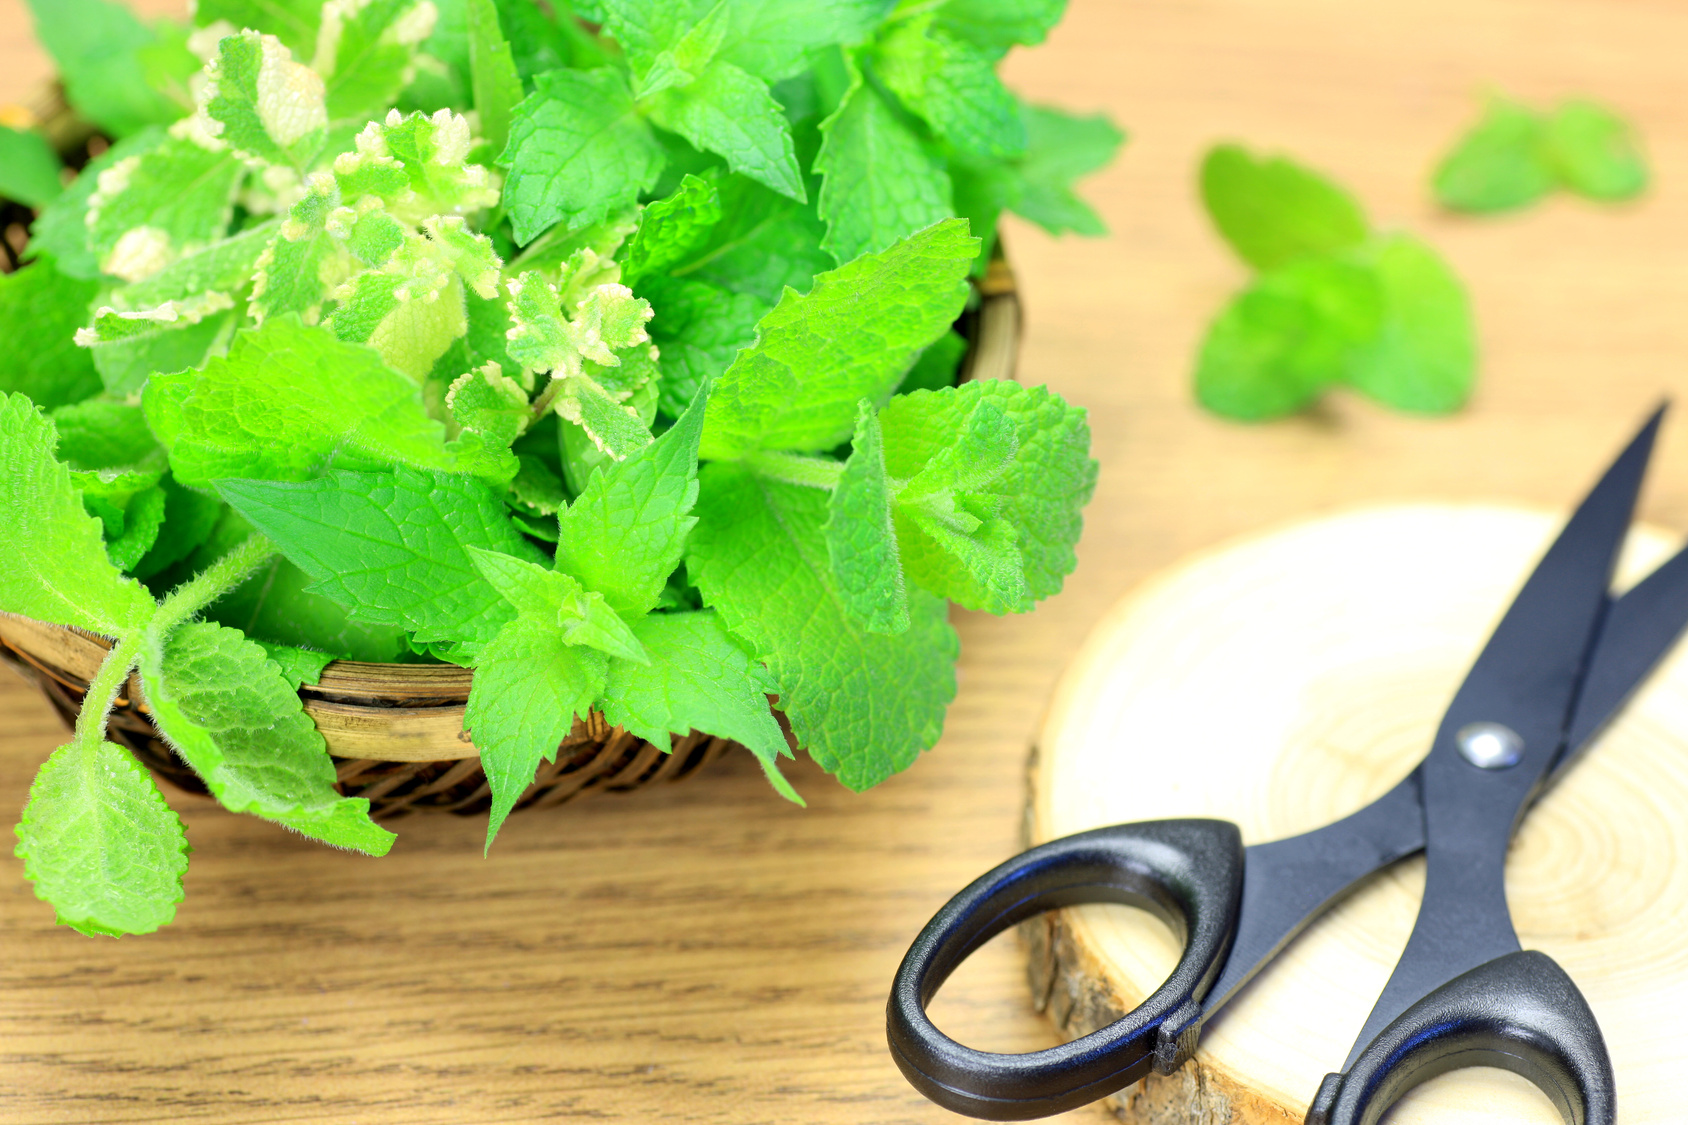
<box><xmin>1023</xmin><ymin>504</ymin><xmax>1688</xmax><ymax>1124</ymax></box>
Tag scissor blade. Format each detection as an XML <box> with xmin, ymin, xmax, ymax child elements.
<box><xmin>1561</xmin><ymin>536</ymin><xmax>1688</xmax><ymax>765</ymax></box>
<box><xmin>1434</xmin><ymin>406</ymin><xmax>1663</xmax><ymax>775</ymax></box>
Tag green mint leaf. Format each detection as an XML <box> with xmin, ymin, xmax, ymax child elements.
<box><xmin>1544</xmin><ymin>100</ymin><xmax>1648</xmax><ymax>202</ymax></box>
<box><xmin>218</xmin><ymin>466</ymin><xmax>544</xmax><ymax>644</ymax></box>
<box><xmin>140</xmin><ymin>622</ymin><xmax>393</xmax><ymax>854</ymax></box>
<box><xmin>256</xmin><ymin>641</ymin><xmax>336</xmax><ymax>688</ymax></box>
<box><xmin>644</xmin><ymin>277</ymin><xmax>767</xmax><ymax>417</ymax></box>
<box><xmin>1004</xmin><ymin>103</ymin><xmax>1121</xmax><ymax>237</ymax></box>
<box><xmin>51</xmin><ymin>398</ymin><xmax>162</xmax><ymax>470</ymax></box>
<box><xmin>597</xmin><ymin>0</ymin><xmax>707</xmax><ymax>71</ymax></box>
<box><xmin>815</xmin><ymin>64</ymin><xmax>953</xmax><ymax>263</ymax></box>
<box><xmin>634</xmin><ymin>1</ymin><xmax>733</xmax><ymax>98</ymax></box>
<box><xmin>0</xmin><ymin>125</ymin><xmax>64</xmax><ymax>208</ymax></box>
<box><xmin>825</xmin><ymin>400</ymin><xmax>908</xmax><ymax>633</ymax></box>
<box><xmin>876</xmin><ymin>19</ymin><xmax>1025</xmax><ymax>158</ymax></box>
<box><xmin>935</xmin><ymin>0</ymin><xmax>1067</xmax><ymax>53</ymax></box>
<box><xmin>897</xmin><ymin>330</ymin><xmax>966</xmax><ymax>394</ymax></box>
<box><xmin>713</xmin><ymin>0</ymin><xmax>890</xmax><ymax>83</ymax></box>
<box><xmin>499</xmin><ymin>68</ymin><xmax>663</xmax><ymax>245</ymax></box>
<box><xmin>511</xmin><ymin>452</ymin><xmax>568</xmax><ymax>516</ymax></box>
<box><xmin>464</xmin><ymin>615</ymin><xmax>607</xmax><ymax>847</ymax></box>
<box><xmin>144</xmin><ymin>315</ymin><xmax>467</xmax><ymax>490</ymax></box>
<box><xmin>446</xmin><ymin>362</ymin><xmax>530</xmax><ymax>485</ymax></box>
<box><xmin>132</xmin><ymin>474</ymin><xmax>225</xmax><ymax>581</ymax></box>
<box><xmin>106</xmin><ymin>486</ymin><xmax>167</xmax><ymax>572</ymax></box>
<box><xmin>883</xmin><ymin>379</ymin><xmax>1095</xmax><ymax>602</ymax></box>
<box><xmin>601</xmin><ymin>610</ymin><xmax>802</xmax><ymax>802</ymax></box>
<box><xmin>466</xmin><ymin>0</ymin><xmax>525</xmax><ymax>153</ymax></box>
<box><xmin>620</xmin><ymin>174</ymin><xmax>722</xmax><ymax>289</ymax></box>
<box><xmin>198</xmin><ymin>29</ymin><xmax>328</xmax><ymax>169</ymax></box>
<box><xmin>85</xmin><ymin>130</ymin><xmax>243</xmax><ymax>283</ymax></box>
<box><xmin>701</xmin><ymin>217</ymin><xmax>977</xmax><ymax>459</ymax></box>
<box><xmin>211</xmin><ymin>556</ymin><xmax>408</xmax><ymax>661</ymax></box>
<box><xmin>1432</xmin><ymin>97</ymin><xmax>1554</xmax><ymax>214</ymax></box>
<box><xmin>644</xmin><ymin>61</ymin><xmax>806</xmax><ymax>201</ymax></box>
<box><xmin>495</xmin><ymin>0</ymin><xmax>606</xmax><ymax>84</ymax></box>
<box><xmin>315</xmin><ymin>0</ymin><xmax>438</xmax><ymax>124</ymax></box>
<box><xmin>467</xmin><ymin>547</ymin><xmax>648</xmax><ymax>663</ymax></box>
<box><xmin>682</xmin><ymin>176</ymin><xmax>833</xmax><ymax>303</ymax></box>
<box><xmin>25</xmin><ymin>0</ymin><xmax>183</xmax><ymax>137</ymax></box>
<box><xmin>555</xmin><ymin>386</ymin><xmax>705</xmax><ymax>618</ymax></box>
<box><xmin>687</xmin><ymin>463</ymin><xmax>958</xmax><ymax>790</ymax></box>
<box><xmin>1344</xmin><ymin>234</ymin><xmax>1475</xmax><ymax>415</ymax></box>
<box><xmin>0</xmin><ymin>259</ymin><xmax>102</xmax><ymax>410</ymax></box>
<box><xmin>0</xmin><ymin>393</ymin><xmax>156</xmax><ymax>634</ymax></box>
<box><xmin>1201</xmin><ymin>144</ymin><xmax>1370</xmax><ymax>271</ymax></box>
<box><xmin>14</xmin><ymin>740</ymin><xmax>189</xmax><ymax>936</ymax></box>
<box><xmin>194</xmin><ymin>0</ymin><xmax>323</xmax><ymax>59</ymax></box>
<box><xmin>1194</xmin><ymin>254</ymin><xmax>1383</xmax><ymax>421</ymax></box>
<box><xmin>25</xmin><ymin>128</ymin><xmax>165</xmax><ymax>280</ymax></box>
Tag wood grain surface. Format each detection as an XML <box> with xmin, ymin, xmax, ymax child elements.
<box><xmin>6</xmin><ymin>0</ymin><xmax>1688</xmax><ymax>1121</ymax></box>
<box><xmin>1030</xmin><ymin>505</ymin><xmax>1688</xmax><ymax>1123</ymax></box>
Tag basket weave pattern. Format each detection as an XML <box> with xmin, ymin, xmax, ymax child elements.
<box><xmin>0</xmin><ymin>257</ymin><xmax>1019</xmax><ymax>820</ymax></box>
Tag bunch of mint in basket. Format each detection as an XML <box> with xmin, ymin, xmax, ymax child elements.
<box><xmin>0</xmin><ymin>0</ymin><xmax>1119</xmax><ymax>936</ymax></box>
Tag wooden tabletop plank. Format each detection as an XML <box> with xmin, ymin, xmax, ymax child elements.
<box><xmin>6</xmin><ymin>0</ymin><xmax>1688</xmax><ymax>1121</ymax></box>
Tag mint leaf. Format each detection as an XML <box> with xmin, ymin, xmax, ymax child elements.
<box><xmin>1545</xmin><ymin>100</ymin><xmax>1647</xmax><ymax>202</ymax></box>
<box><xmin>815</xmin><ymin>65</ymin><xmax>953</xmax><ymax>263</ymax></box>
<box><xmin>79</xmin><ymin>294</ymin><xmax>239</xmax><ymax>398</ymax></box>
<box><xmin>257</xmin><ymin>641</ymin><xmax>336</xmax><ymax>688</ymax></box>
<box><xmin>338</xmin><ymin>110</ymin><xmax>500</xmax><ymax>221</ymax></box>
<box><xmin>122</xmin><ymin>220</ymin><xmax>279</xmax><ymax>308</ymax></box>
<box><xmin>645</xmin><ymin>62</ymin><xmax>806</xmax><ymax>201</ymax></box>
<box><xmin>1194</xmin><ymin>255</ymin><xmax>1382</xmax><ymax>421</ymax></box>
<box><xmin>446</xmin><ymin>363</ymin><xmax>529</xmax><ymax>485</ymax></box>
<box><xmin>682</xmin><ymin>177</ymin><xmax>833</xmax><ymax>303</ymax></box>
<box><xmin>936</xmin><ymin>0</ymin><xmax>1067</xmax><ymax>53</ymax></box>
<box><xmin>555</xmin><ymin>387</ymin><xmax>705</xmax><ymax>618</ymax></box>
<box><xmin>1201</xmin><ymin>144</ymin><xmax>1369</xmax><ymax>271</ymax></box>
<box><xmin>316</xmin><ymin>0</ymin><xmax>438</xmax><ymax>124</ymax></box>
<box><xmin>467</xmin><ymin>0</ymin><xmax>524</xmax><ymax>153</ymax></box>
<box><xmin>701</xmin><ymin>217</ymin><xmax>977</xmax><ymax>459</ymax></box>
<box><xmin>132</xmin><ymin>475</ymin><xmax>224</xmax><ymax>581</ymax></box>
<box><xmin>144</xmin><ymin>316</ymin><xmax>468</xmax><ymax>489</ymax></box>
<box><xmin>51</xmin><ymin>398</ymin><xmax>161</xmax><ymax>469</ymax></box>
<box><xmin>139</xmin><ymin>622</ymin><xmax>394</xmax><ymax>854</ymax></box>
<box><xmin>198</xmin><ymin>29</ymin><xmax>328</xmax><ymax>169</ymax></box>
<box><xmin>25</xmin><ymin>0</ymin><xmax>183</xmax><ymax>137</ymax></box>
<box><xmin>469</xmin><ymin>547</ymin><xmax>649</xmax><ymax>662</ymax></box>
<box><xmin>602</xmin><ymin>610</ymin><xmax>802</xmax><ymax>802</ymax></box>
<box><xmin>897</xmin><ymin>330</ymin><xmax>965</xmax><ymax>394</ymax></box>
<box><xmin>250</xmin><ymin>174</ymin><xmax>347</xmax><ymax>325</ymax></box>
<box><xmin>687</xmin><ymin>463</ymin><xmax>958</xmax><ymax>789</ymax></box>
<box><xmin>825</xmin><ymin>401</ymin><xmax>907</xmax><ymax>633</ymax></box>
<box><xmin>620</xmin><ymin>174</ymin><xmax>722</xmax><ymax>289</ymax></box>
<box><xmin>1005</xmin><ymin>104</ymin><xmax>1121</xmax><ymax>237</ymax></box>
<box><xmin>218</xmin><ymin>467</ymin><xmax>544</xmax><ymax>644</ymax></box>
<box><xmin>26</xmin><ymin>129</ymin><xmax>165</xmax><ymax>280</ymax></box>
<box><xmin>876</xmin><ymin>19</ymin><xmax>1025</xmax><ymax>158</ymax></box>
<box><xmin>645</xmin><ymin>277</ymin><xmax>767</xmax><ymax>417</ymax></box>
<box><xmin>883</xmin><ymin>379</ymin><xmax>1095</xmax><ymax>602</ymax></box>
<box><xmin>85</xmin><ymin>132</ymin><xmax>243</xmax><ymax>283</ymax></box>
<box><xmin>210</xmin><ymin>555</ymin><xmax>409</xmax><ymax>662</ymax></box>
<box><xmin>714</xmin><ymin>0</ymin><xmax>890</xmax><ymax>83</ymax></box>
<box><xmin>1345</xmin><ymin>234</ymin><xmax>1475</xmax><ymax>415</ymax></box>
<box><xmin>464</xmin><ymin>615</ymin><xmax>608</xmax><ymax>846</ymax></box>
<box><xmin>0</xmin><ymin>125</ymin><xmax>64</xmax><ymax>208</ymax></box>
<box><xmin>14</xmin><ymin>740</ymin><xmax>188</xmax><ymax>936</ymax></box>
<box><xmin>193</xmin><ymin>0</ymin><xmax>323</xmax><ymax>59</ymax></box>
<box><xmin>1432</xmin><ymin>97</ymin><xmax>1553</xmax><ymax>214</ymax></box>
<box><xmin>0</xmin><ymin>259</ymin><xmax>101</xmax><ymax>410</ymax></box>
<box><xmin>0</xmin><ymin>393</ymin><xmax>156</xmax><ymax>634</ymax></box>
<box><xmin>499</xmin><ymin>68</ymin><xmax>663</xmax><ymax>245</ymax></box>
<box><xmin>106</xmin><ymin>486</ymin><xmax>167</xmax><ymax>572</ymax></box>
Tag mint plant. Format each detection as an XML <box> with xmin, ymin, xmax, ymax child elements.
<box><xmin>1434</xmin><ymin>94</ymin><xmax>1647</xmax><ymax>214</ymax></box>
<box><xmin>1</xmin><ymin>0</ymin><xmax>1116</xmax><ymax>935</ymax></box>
<box><xmin>1194</xmin><ymin>144</ymin><xmax>1476</xmax><ymax>421</ymax></box>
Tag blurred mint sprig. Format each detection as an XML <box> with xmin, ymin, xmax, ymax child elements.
<box><xmin>1434</xmin><ymin>95</ymin><xmax>1648</xmax><ymax>214</ymax></box>
<box><xmin>1193</xmin><ymin>144</ymin><xmax>1475</xmax><ymax>422</ymax></box>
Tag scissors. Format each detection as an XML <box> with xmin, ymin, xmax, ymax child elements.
<box><xmin>888</xmin><ymin>408</ymin><xmax>1688</xmax><ymax>1123</ymax></box>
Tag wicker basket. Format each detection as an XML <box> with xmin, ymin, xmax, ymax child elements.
<box><xmin>0</xmin><ymin>260</ymin><xmax>1021</xmax><ymax>819</ymax></box>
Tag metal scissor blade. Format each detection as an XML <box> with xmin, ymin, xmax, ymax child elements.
<box><xmin>1433</xmin><ymin>405</ymin><xmax>1664</xmax><ymax>770</ymax></box>
<box><xmin>1559</xmin><ymin>535</ymin><xmax>1688</xmax><ymax>766</ymax></box>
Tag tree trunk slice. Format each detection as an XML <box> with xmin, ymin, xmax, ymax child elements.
<box><xmin>1024</xmin><ymin>504</ymin><xmax>1688</xmax><ymax>1124</ymax></box>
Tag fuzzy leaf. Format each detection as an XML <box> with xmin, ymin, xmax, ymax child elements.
<box><xmin>25</xmin><ymin>129</ymin><xmax>164</xmax><ymax>280</ymax></box>
<box><xmin>1201</xmin><ymin>144</ymin><xmax>1369</xmax><ymax>271</ymax></box>
<box><xmin>687</xmin><ymin>463</ymin><xmax>958</xmax><ymax>790</ymax></box>
<box><xmin>334</xmin><ymin>109</ymin><xmax>500</xmax><ymax>222</ymax></box>
<box><xmin>644</xmin><ymin>61</ymin><xmax>806</xmax><ymax>201</ymax></box>
<box><xmin>86</xmin><ymin>130</ymin><xmax>244</xmax><ymax>283</ymax></box>
<box><xmin>602</xmin><ymin>611</ymin><xmax>802</xmax><ymax>802</ymax></box>
<box><xmin>0</xmin><ymin>259</ymin><xmax>102</xmax><ymax>410</ymax></box>
<box><xmin>105</xmin><ymin>486</ymin><xmax>168</xmax><ymax>572</ymax></box>
<box><xmin>620</xmin><ymin>174</ymin><xmax>722</xmax><ymax>289</ymax></box>
<box><xmin>198</xmin><ymin>29</ymin><xmax>328</xmax><ymax>169</ymax></box>
<box><xmin>143</xmin><ymin>315</ymin><xmax>468</xmax><ymax>489</ymax></box>
<box><xmin>499</xmin><ymin>68</ymin><xmax>664</xmax><ymax>245</ymax></box>
<box><xmin>257</xmin><ymin>641</ymin><xmax>336</xmax><ymax>687</ymax></box>
<box><xmin>825</xmin><ymin>401</ymin><xmax>908</xmax><ymax>633</ymax></box>
<box><xmin>701</xmin><ymin>218</ymin><xmax>977</xmax><ymax>459</ymax></box>
<box><xmin>0</xmin><ymin>393</ymin><xmax>156</xmax><ymax>634</ymax></box>
<box><xmin>14</xmin><ymin>740</ymin><xmax>189</xmax><ymax>936</ymax></box>
<box><xmin>140</xmin><ymin>622</ymin><xmax>394</xmax><ymax>854</ymax></box>
<box><xmin>218</xmin><ymin>466</ymin><xmax>544</xmax><ymax>644</ymax></box>
<box><xmin>250</xmin><ymin>174</ymin><xmax>349</xmax><ymax>325</ymax></box>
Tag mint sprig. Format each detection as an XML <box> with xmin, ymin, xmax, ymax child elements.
<box><xmin>1434</xmin><ymin>94</ymin><xmax>1648</xmax><ymax>213</ymax></box>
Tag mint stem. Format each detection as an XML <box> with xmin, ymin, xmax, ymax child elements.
<box><xmin>745</xmin><ymin>451</ymin><xmax>844</xmax><ymax>490</ymax></box>
<box><xmin>71</xmin><ymin>632</ymin><xmax>145</xmax><ymax>753</ymax></box>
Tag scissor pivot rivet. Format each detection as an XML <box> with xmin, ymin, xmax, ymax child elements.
<box><xmin>1456</xmin><ymin>722</ymin><xmax>1525</xmax><ymax>769</ymax></box>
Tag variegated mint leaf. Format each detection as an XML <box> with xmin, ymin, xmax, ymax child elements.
<box><xmin>85</xmin><ymin>122</ymin><xmax>244</xmax><ymax>282</ymax></box>
<box><xmin>75</xmin><ymin>292</ymin><xmax>237</xmax><ymax>347</ymax></box>
<box><xmin>197</xmin><ymin>29</ymin><xmax>328</xmax><ymax>170</ymax></box>
<box><xmin>313</xmin><ymin>0</ymin><xmax>439</xmax><ymax>125</ymax></box>
<box><xmin>332</xmin><ymin>109</ymin><xmax>499</xmax><ymax>222</ymax></box>
<box><xmin>445</xmin><ymin>361</ymin><xmax>529</xmax><ymax>484</ymax></box>
<box><xmin>250</xmin><ymin>172</ymin><xmax>351</xmax><ymax>324</ymax></box>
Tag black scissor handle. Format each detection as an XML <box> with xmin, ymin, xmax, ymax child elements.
<box><xmin>886</xmin><ymin>818</ymin><xmax>1244</xmax><ymax>1120</ymax></box>
<box><xmin>1306</xmin><ymin>950</ymin><xmax>1616</xmax><ymax>1125</ymax></box>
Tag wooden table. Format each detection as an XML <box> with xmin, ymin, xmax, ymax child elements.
<box><xmin>5</xmin><ymin>1</ymin><xmax>1688</xmax><ymax>1121</ymax></box>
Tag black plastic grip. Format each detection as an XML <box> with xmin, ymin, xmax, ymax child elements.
<box><xmin>1305</xmin><ymin>950</ymin><xmax>1616</xmax><ymax>1125</ymax></box>
<box><xmin>886</xmin><ymin>819</ymin><xmax>1245</xmax><ymax>1120</ymax></box>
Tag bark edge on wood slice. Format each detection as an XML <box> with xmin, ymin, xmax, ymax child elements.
<box><xmin>1023</xmin><ymin>503</ymin><xmax>1688</xmax><ymax>1124</ymax></box>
